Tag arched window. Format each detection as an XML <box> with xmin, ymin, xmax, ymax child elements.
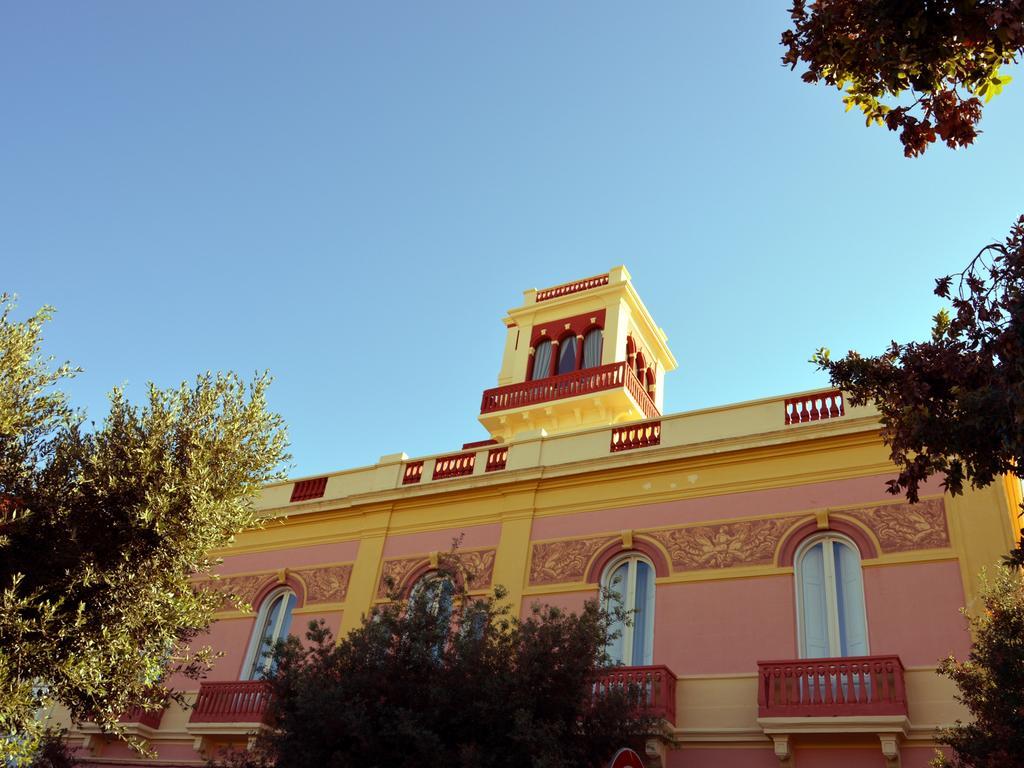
<box><xmin>582</xmin><ymin>328</ymin><xmax>603</xmax><ymax>368</ymax></box>
<box><xmin>243</xmin><ymin>588</ymin><xmax>297</xmax><ymax>679</ymax></box>
<box><xmin>531</xmin><ymin>339</ymin><xmax>553</xmax><ymax>380</ymax></box>
<box><xmin>634</xmin><ymin>352</ymin><xmax>646</xmax><ymax>382</ymax></box>
<box><xmin>410</xmin><ymin>571</ymin><xmax>455</xmax><ymax>623</ymax></box>
<box><xmin>557</xmin><ymin>335</ymin><xmax>577</xmax><ymax>375</ymax></box>
<box><xmin>602</xmin><ymin>554</ymin><xmax>655</xmax><ymax>666</ymax></box>
<box><xmin>796</xmin><ymin>534</ymin><xmax>868</xmax><ymax>659</ymax></box>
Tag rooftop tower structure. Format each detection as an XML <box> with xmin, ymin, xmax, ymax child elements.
<box><xmin>478</xmin><ymin>266</ymin><xmax>677</xmax><ymax>442</ymax></box>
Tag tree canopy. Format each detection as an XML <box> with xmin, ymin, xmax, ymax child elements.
<box><xmin>815</xmin><ymin>216</ymin><xmax>1024</xmax><ymax>565</ymax></box>
<box><xmin>782</xmin><ymin>0</ymin><xmax>1024</xmax><ymax>156</ymax></box>
<box><xmin>934</xmin><ymin>566</ymin><xmax>1024</xmax><ymax>766</ymax></box>
<box><xmin>0</xmin><ymin>295</ymin><xmax>289</xmax><ymax>764</ymax></box>
<box><xmin>219</xmin><ymin>559</ymin><xmax>654</xmax><ymax>768</ymax></box>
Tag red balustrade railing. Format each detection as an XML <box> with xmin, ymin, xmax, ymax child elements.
<box><xmin>290</xmin><ymin>476</ymin><xmax>327</xmax><ymax>502</ymax></box>
<box><xmin>592</xmin><ymin>665</ymin><xmax>677</xmax><ymax>726</ymax></box>
<box><xmin>486</xmin><ymin>447</ymin><xmax>508</xmax><ymax>472</ymax></box>
<box><xmin>536</xmin><ymin>273</ymin><xmax>609</xmax><ymax>302</ymax></box>
<box><xmin>403</xmin><ymin>461</ymin><xmax>424</xmax><ymax>485</ymax></box>
<box><xmin>189</xmin><ymin>681</ymin><xmax>273</xmax><ymax>724</ymax></box>
<box><xmin>610</xmin><ymin>421</ymin><xmax>661</xmax><ymax>453</ymax></box>
<box><xmin>432</xmin><ymin>452</ymin><xmax>476</xmax><ymax>480</ymax></box>
<box><xmin>480</xmin><ymin>362</ymin><xmax>659</xmax><ymax>419</ymax></box>
<box><xmin>784</xmin><ymin>390</ymin><xmax>844</xmax><ymax>425</ymax></box>
<box><xmin>757</xmin><ymin>655</ymin><xmax>907</xmax><ymax>717</ymax></box>
<box><xmin>121</xmin><ymin>705</ymin><xmax>164</xmax><ymax>730</ymax></box>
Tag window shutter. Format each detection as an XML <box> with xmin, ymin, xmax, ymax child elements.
<box><xmin>800</xmin><ymin>543</ymin><xmax>831</xmax><ymax>658</ymax></box>
<box><xmin>834</xmin><ymin>542</ymin><xmax>869</xmax><ymax>656</ymax></box>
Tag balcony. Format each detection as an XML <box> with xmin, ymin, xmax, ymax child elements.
<box><xmin>187</xmin><ymin>681</ymin><xmax>273</xmax><ymax>752</ymax></box>
<box><xmin>757</xmin><ymin>655</ymin><xmax>907</xmax><ymax>718</ymax></box>
<box><xmin>592</xmin><ymin>665</ymin><xmax>677</xmax><ymax>727</ymax></box>
<box><xmin>479</xmin><ymin>362</ymin><xmax>659</xmax><ymax>442</ymax></box>
<box><xmin>757</xmin><ymin>656</ymin><xmax>909</xmax><ymax>767</ymax></box>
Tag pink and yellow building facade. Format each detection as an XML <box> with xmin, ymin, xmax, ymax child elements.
<box><xmin>67</xmin><ymin>268</ymin><xmax>1021</xmax><ymax>767</ymax></box>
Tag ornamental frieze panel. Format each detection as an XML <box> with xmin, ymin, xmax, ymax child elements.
<box><xmin>529</xmin><ymin>536</ymin><xmax>617</xmax><ymax>586</ymax></box>
<box><xmin>376</xmin><ymin>549</ymin><xmax>498</xmax><ymax>597</ymax></box>
<box><xmin>295</xmin><ymin>565</ymin><xmax>352</xmax><ymax>603</ymax></box>
<box><xmin>453</xmin><ymin>549</ymin><xmax>496</xmax><ymax>590</ymax></box>
<box><xmin>203</xmin><ymin>574</ymin><xmax>266</xmax><ymax>611</ymax></box>
<box><xmin>840</xmin><ymin>497</ymin><xmax>949</xmax><ymax>553</ymax></box>
<box><xmin>648</xmin><ymin>517</ymin><xmax>802</xmax><ymax>572</ymax></box>
<box><xmin>377</xmin><ymin>557</ymin><xmax>425</xmax><ymax>598</ymax></box>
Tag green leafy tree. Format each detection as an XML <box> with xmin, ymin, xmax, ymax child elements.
<box><xmin>782</xmin><ymin>0</ymin><xmax>1024</xmax><ymax>156</ymax></box>
<box><xmin>933</xmin><ymin>566</ymin><xmax>1024</xmax><ymax>766</ymax></box>
<box><xmin>0</xmin><ymin>295</ymin><xmax>289</xmax><ymax>764</ymax></box>
<box><xmin>814</xmin><ymin>217</ymin><xmax>1024</xmax><ymax>565</ymax></box>
<box><xmin>217</xmin><ymin>558</ymin><xmax>655</xmax><ymax>768</ymax></box>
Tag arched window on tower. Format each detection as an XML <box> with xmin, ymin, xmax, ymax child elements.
<box><xmin>530</xmin><ymin>339</ymin><xmax>553</xmax><ymax>380</ymax></box>
<box><xmin>243</xmin><ymin>587</ymin><xmax>297</xmax><ymax>679</ymax></box>
<box><xmin>602</xmin><ymin>554</ymin><xmax>655</xmax><ymax>666</ymax></box>
<box><xmin>634</xmin><ymin>352</ymin><xmax>646</xmax><ymax>382</ymax></box>
<box><xmin>796</xmin><ymin>534</ymin><xmax>869</xmax><ymax>659</ymax></box>
<box><xmin>582</xmin><ymin>328</ymin><xmax>603</xmax><ymax>368</ymax></box>
<box><xmin>557</xmin><ymin>334</ymin><xmax>577</xmax><ymax>375</ymax></box>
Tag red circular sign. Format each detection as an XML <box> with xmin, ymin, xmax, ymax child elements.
<box><xmin>609</xmin><ymin>747</ymin><xmax>645</xmax><ymax>768</ymax></box>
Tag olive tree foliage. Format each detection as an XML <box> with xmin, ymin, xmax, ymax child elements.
<box><xmin>216</xmin><ymin>557</ymin><xmax>653</xmax><ymax>768</ymax></box>
<box><xmin>0</xmin><ymin>295</ymin><xmax>289</xmax><ymax>764</ymax></box>
<box><xmin>814</xmin><ymin>217</ymin><xmax>1024</xmax><ymax>565</ymax></box>
<box><xmin>933</xmin><ymin>566</ymin><xmax>1024</xmax><ymax>767</ymax></box>
<box><xmin>782</xmin><ymin>0</ymin><xmax>1024</xmax><ymax>156</ymax></box>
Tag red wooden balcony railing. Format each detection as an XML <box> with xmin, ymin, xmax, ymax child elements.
<box><xmin>189</xmin><ymin>681</ymin><xmax>273</xmax><ymax>724</ymax></box>
<box><xmin>610</xmin><ymin>421</ymin><xmax>661</xmax><ymax>453</ymax></box>
<box><xmin>757</xmin><ymin>655</ymin><xmax>907</xmax><ymax>718</ymax></box>
<box><xmin>480</xmin><ymin>362</ymin><xmax>659</xmax><ymax>420</ymax></box>
<box><xmin>486</xmin><ymin>447</ymin><xmax>508</xmax><ymax>472</ymax></box>
<box><xmin>403</xmin><ymin>461</ymin><xmax>424</xmax><ymax>485</ymax></box>
<box><xmin>536</xmin><ymin>273</ymin><xmax>609</xmax><ymax>302</ymax></box>
<box><xmin>784</xmin><ymin>390</ymin><xmax>845</xmax><ymax>425</ymax></box>
<box><xmin>121</xmin><ymin>705</ymin><xmax>164</xmax><ymax>730</ymax></box>
<box><xmin>433</xmin><ymin>452</ymin><xmax>476</xmax><ymax>480</ymax></box>
<box><xmin>592</xmin><ymin>665</ymin><xmax>677</xmax><ymax>726</ymax></box>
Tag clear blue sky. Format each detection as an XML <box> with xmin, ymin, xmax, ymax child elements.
<box><xmin>3</xmin><ymin>2</ymin><xmax>1023</xmax><ymax>477</ymax></box>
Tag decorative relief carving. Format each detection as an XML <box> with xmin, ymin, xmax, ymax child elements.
<box><xmin>296</xmin><ymin>565</ymin><xmax>352</xmax><ymax>603</ymax></box>
<box><xmin>376</xmin><ymin>550</ymin><xmax>498</xmax><ymax>597</ymax></box>
<box><xmin>648</xmin><ymin>517</ymin><xmax>802</xmax><ymax>571</ymax></box>
<box><xmin>524</xmin><ymin>497</ymin><xmax>952</xmax><ymax>586</ymax></box>
<box><xmin>529</xmin><ymin>536</ymin><xmax>616</xmax><ymax>586</ymax></box>
<box><xmin>841</xmin><ymin>497</ymin><xmax>949</xmax><ymax>552</ymax></box>
<box><xmin>377</xmin><ymin>557</ymin><xmax>426</xmax><ymax>598</ymax></box>
<box><xmin>451</xmin><ymin>550</ymin><xmax>496</xmax><ymax>590</ymax></box>
<box><xmin>202</xmin><ymin>574</ymin><xmax>267</xmax><ymax>611</ymax></box>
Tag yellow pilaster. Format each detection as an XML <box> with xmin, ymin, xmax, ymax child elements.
<box><xmin>491</xmin><ymin>486</ymin><xmax>538</xmax><ymax>612</ymax></box>
<box><xmin>339</xmin><ymin>507</ymin><xmax>392</xmax><ymax>635</ymax></box>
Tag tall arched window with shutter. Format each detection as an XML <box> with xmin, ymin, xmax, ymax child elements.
<box><xmin>530</xmin><ymin>339</ymin><xmax>553</xmax><ymax>380</ymax></box>
<box><xmin>582</xmin><ymin>328</ymin><xmax>602</xmax><ymax>368</ymax></box>
<box><xmin>795</xmin><ymin>534</ymin><xmax>869</xmax><ymax>659</ymax></box>
<box><xmin>242</xmin><ymin>588</ymin><xmax>297</xmax><ymax>679</ymax></box>
<box><xmin>602</xmin><ymin>554</ymin><xmax>655</xmax><ymax>666</ymax></box>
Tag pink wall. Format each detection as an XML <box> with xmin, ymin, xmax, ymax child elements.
<box><xmin>654</xmin><ymin>576</ymin><xmax>796</xmax><ymax>674</ymax></box>
<box><xmin>520</xmin><ymin>590</ymin><xmax>596</xmax><ymax>621</ymax></box>
<box><xmin>794</xmin><ymin>748</ymin><xmax>885</xmax><ymax>767</ymax></box>
<box><xmin>864</xmin><ymin>560</ymin><xmax>970</xmax><ymax>664</ymax></box>
<box><xmin>217</xmin><ymin>539</ymin><xmax>360</xmax><ymax>574</ymax></box>
<box><xmin>383</xmin><ymin>522</ymin><xmax>501</xmax><ymax>557</ymax></box>
<box><xmin>666</xmin><ymin>747</ymin><xmax>778</xmax><ymax>768</ymax></box>
<box><xmin>530</xmin><ymin>473</ymin><xmax>946</xmax><ymax>540</ymax></box>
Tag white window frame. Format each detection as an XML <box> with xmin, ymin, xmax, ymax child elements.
<box><xmin>794</xmin><ymin>533</ymin><xmax>869</xmax><ymax>659</ymax></box>
<box><xmin>240</xmin><ymin>587</ymin><xmax>296</xmax><ymax>680</ymax></box>
<box><xmin>601</xmin><ymin>553</ymin><xmax>656</xmax><ymax>667</ymax></box>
